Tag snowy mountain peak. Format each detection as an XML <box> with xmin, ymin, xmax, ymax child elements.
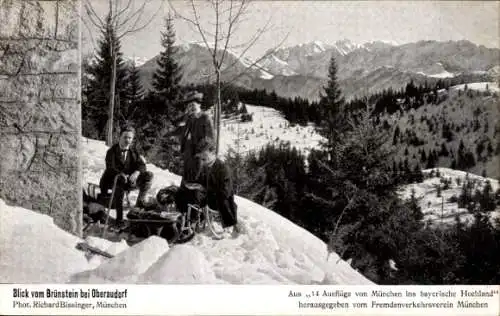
<box><xmin>259</xmin><ymin>54</ymin><xmax>297</xmax><ymax>76</ymax></box>
<box><xmin>141</xmin><ymin>41</ymin><xmax>275</xmax><ymax>81</ymax></box>
<box><xmin>312</xmin><ymin>40</ymin><xmax>327</xmax><ymax>52</ymax></box>
<box><xmin>137</xmin><ymin>39</ymin><xmax>500</xmax><ymax>101</ymax></box>
<box><xmin>332</xmin><ymin>39</ymin><xmax>361</xmax><ymax>55</ymax></box>
<box><xmin>293</xmin><ymin>40</ymin><xmax>333</xmax><ymax>56</ymax></box>
<box><xmin>123</xmin><ymin>56</ymin><xmax>149</xmax><ymax>67</ymax></box>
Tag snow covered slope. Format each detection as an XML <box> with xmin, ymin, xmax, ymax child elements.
<box><xmin>399</xmin><ymin>168</ymin><xmax>500</xmax><ymax>226</ymax></box>
<box><xmin>450</xmin><ymin>82</ymin><xmax>499</xmax><ymax>93</ymax></box>
<box><xmin>0</xmin><ymin>137</ymin><xmax>371</xmax><ymax>284</ymax></box>
<box><xmin>218</xmin><ymin>104</ymin><xmax>325</xmax><ymax>158</ymax></box>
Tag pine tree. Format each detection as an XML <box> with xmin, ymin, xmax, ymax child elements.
<box><xmin>487</xmin><ymin>142</ymin><xmax>493</xmax><ymax>157</ymax></box>
<box><xmin>318</xmin><ymin>56</ymin><xmax>347</xmax><ymax>152</ymax></box>
<box><xmin>439</xmin><ymin>143</ymin><xmax>449</xmax><ymax>157</ymax></box>
<box><xmin>137</xmin><ymin>14</ymin><xmax>185</xmax><ymax>172</ymax></box>
<box><xmin>306</xmin><ymin>110</ymin><xmax>418</xmax><ymax>281</ymax></box>
<box><xmin>450</xmin><ymin>158</ymin><xmax>457</xmax><ymax>169</ymax></box>
<box><xmin>393</xmin><ymin>125</ymin><xmax>400</xmax><ymax>145</ymax></box>
<box><xmin>426</xmin><ymin>151</ymin><xmax>436</xmax><ymax>169</ymax></box>
<box><xmin>480</xmin><ymin>180</ymin><xmax>496</xmax><ymax>212</ymax></box>
<box><xmin>119</xmin><ymin>60</ymin><xmax>144</xmax><ymax>126</ymax></box>
<box><xmin>84</xmin><ymin>13</ymin><xmax>128</xmax><ymax>140</ymax></box>
<box><xmin>82</xmin><ymin>54</ymin><xmax>100</xmax><ymax>139</ymax></box>
<box><xmin>408</xmin><ymin>188</ymin><xmax>423</xmax><ymax>221</ymax></box>
<box><xmin>152</xmin><ymin>13</ymin><xmax>183</xmax><ymax>117</ymax></box>
<box><xmin>413</xmin><ymin>164</ymin><xmax>424</xmax><ymax>183</ymax></box>
<box><xmin>420</xmin><ymin>150</ymin><xmax>427</xmax><ymax>163</ymax></box>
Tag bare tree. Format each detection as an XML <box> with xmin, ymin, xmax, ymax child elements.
<box><xmin>169</xmin><ymin>0</ymin><xmax>288</xmax><ymax>155</ymax></box>
<box><xmin>83</xmin><ymin>0</ymin><xmax>164</xmax><ymax>146</ymax></box>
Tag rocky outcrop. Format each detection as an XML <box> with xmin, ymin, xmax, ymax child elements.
<box><xmin>0</xmin><ymin>0</ymin><xmax>81</xmax><ymax>235</ymax></box>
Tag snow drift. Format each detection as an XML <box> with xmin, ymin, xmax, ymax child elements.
<box><xmin>138</xmin><ymin>244</ymin><xmax>218</xmax><ymax>284</ymax></box>
<box><xmin>0</xmin><ymin>199</ymin><xmax>90</xmax><ymax>283</ymax></box>
<box><xmin>70</xmin><ymin>236</ymin><xmax>169</xmax><ymax>283</ymax></box>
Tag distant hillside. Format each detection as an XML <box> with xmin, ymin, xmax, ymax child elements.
<box><xmin>378</xmin><ymin>83</ymin><xmax>499</xmax><ymax>179</ymax></box>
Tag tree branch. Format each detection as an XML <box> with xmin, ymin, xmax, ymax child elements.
<box><xmin>219</xmin><ymin>0</ymin><xmax>248</xmax><ymax>68</ymax></box>
<box><xmin>118</xmin><ymin>0</ymin><xmax>163</xmax><ymax>39</ymax></box>
<box><xmin>113</xmin><ymin>0</ymin><xmax>134</xmax><ymax>27</ymax></box>
<box><xmin>83</xmin><ymin>0</ymin><xmax>105</xmax><ymax>28</ymax></box>
<box><xmin>117</xmin><ymin>0</ymin><xmax>147</xmax><ymax>29</ymax></box>
<box><xmin>81</xmin><ymin>9</ymin><xmax>99</xmax><ymax>52</ymax></box>
<box><xmin>213</xmin><ymin>0</ymin><xmax>220</xmax><ymax>68</ymax></box>
<box><xmin>190</xmin><ymin>0</ymin><xmax>215</xmax><ymax>57</ymax></box>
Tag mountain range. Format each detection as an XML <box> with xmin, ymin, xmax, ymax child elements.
<box><xmin>137</xmin><ymin>39</ymin><xmax>500</xmax><ymax>101</ymax></box>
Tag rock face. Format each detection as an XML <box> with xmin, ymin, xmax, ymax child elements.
<box><xmin>0</xmin><ymin>0</ymin><xmax>81</xmax><ymax>236</ymax></box>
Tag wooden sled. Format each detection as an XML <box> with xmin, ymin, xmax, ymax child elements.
<box><xmin>83</xmin><ymin>182</ymin><xmax>224</xmax><ymax>244</ymax></box>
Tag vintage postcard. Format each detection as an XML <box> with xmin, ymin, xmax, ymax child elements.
<box><xmin>0</xmin><ymin>0</ymin><xmax>499</xmax><ymax>315</ymax></box>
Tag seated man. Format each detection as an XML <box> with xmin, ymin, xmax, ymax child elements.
<box><xmin>99</xmin><ymin>126</ymin><xmax>153</xmax><ymax>226</ymax></box>
<box><xmin>176</xmin><ymin>140</ymin><xmax>239</xmax><ymax>233</ymax></box>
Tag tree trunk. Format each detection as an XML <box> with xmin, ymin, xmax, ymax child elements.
<box><xmin>215</xmin><ymin>68</ymin><xmax>221</xmax><ymax>156</ymax></box>
<box><xmin>106</xmin><ymin>41</ymin><xmax>117</xmax><ymax>146</ymax></box>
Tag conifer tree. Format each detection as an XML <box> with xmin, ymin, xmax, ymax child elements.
<box><xmin>440</xmin><ymin>143</ymin><xmax>449</xmax><ymax>157</ymax></box>
<box><xmin>84</xmin><ymin>13</ymin><xmax>128</xmax><ymax>140</ymax></box>
<box><xmin>138</xmin><ymin>14</ymin><xmax>186</xmax><ymax>172</ymax></box>
<box><xmin>413</xmin><ymin>164</ymin><xmax>424</xmax><ymax>183</ymax></box>
<box><xmin>420</xmin><ymin>149</ymin><xmax>427</xmax><ymax>163</ymax></box>
<box><xmin>480</xmin><ymin>180</ymin><xmax>496</xmax><ymax>212</ymax></box>
<box><xmin>119</xmin><ymin>60</ymin><xmax>144</xmax><ymax>125</ymax></box>
<box><xmin>318</xmin><ymin>56</ymin><xmax>347</xmax><ymax>151</ymax></box>
<box><xmin>306</xmin><ymin>110</ymin><xmax>419</xmax><ymax>281</ymax></box>
<box><xmin>152</xmin><ymin>13</ymin><xmax>183</xmax><ymax>117</ymax></box>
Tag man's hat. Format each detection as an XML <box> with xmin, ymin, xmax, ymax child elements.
<box><xmin>184</xmin><ymin>91</ymin><xmax>203</xmax><ymax>103</ymax></box>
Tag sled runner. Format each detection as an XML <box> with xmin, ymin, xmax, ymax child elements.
<box><xmin>124</xmin><ymin>203</ymin><xmax>224</xmax><ymax>244</ymax></box>
<box><xmin>187</xmin><ymin>203</ymin><xmax>225</xmax><ymax>240</ymax></box>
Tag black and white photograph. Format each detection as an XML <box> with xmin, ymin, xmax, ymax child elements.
<box><xmin>1</xmin><ymin>0</ymin><xmax>499</xmax><ymax>302</ymax></box>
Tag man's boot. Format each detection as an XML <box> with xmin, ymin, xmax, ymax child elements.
<box><xmin>136</xmin><ymin>171</ymin><xmax>154</xmax><ymax>208</ymax></box>
<box><xmin>114</xmin><ymin>189</ymin><xmax>125</xmax><ymax>226</ymax></box>
<box><xmin>135</xmin><ymin>190</ymin><xmax>147</xmax><ymax>209</ymax></box>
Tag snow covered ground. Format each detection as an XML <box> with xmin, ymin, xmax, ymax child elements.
<box><xmin>399</xmin><ymin>168</ymin><xmax>500</xmax><ymax>226</ymax></box>
<box><xmin>417</xmin><ymin>70</ymin><xmax>456</xmax><ymax>78</ymax></box>
<box><xmin>450</xmin><ymin>82</ymin><xmax>499</xmax><ymax>93</ymax></box>
<box><xmin>0</xmin><ymin>137</ymin><xmax>371</xmax><ymax>285</ymax></box>
<box><xmin>218</xmin><ymin>104</ymin><xmax>325</xmax><ymax>158</ymax></box>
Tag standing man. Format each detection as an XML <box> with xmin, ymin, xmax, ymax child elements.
<box><xmin>167</xmin><ymin>91</ymin><xmax>215</xmax><ymax>184</ymax></box>
<box><xmin>99</xmin><ymin>126</ymin><xmax>154</xmax><ymax>226</ymax></box>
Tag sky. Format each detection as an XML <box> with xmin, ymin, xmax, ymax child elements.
<box><xmin>81</xmin><ymin>1</ymin><xmax>499</xmax><ymax>61</ymax></box>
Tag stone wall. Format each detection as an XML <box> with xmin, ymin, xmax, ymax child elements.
<box><xmin>0</xmin><ymin>0</ymin><xmax>81</xmax><ymax>236</ymax></box>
